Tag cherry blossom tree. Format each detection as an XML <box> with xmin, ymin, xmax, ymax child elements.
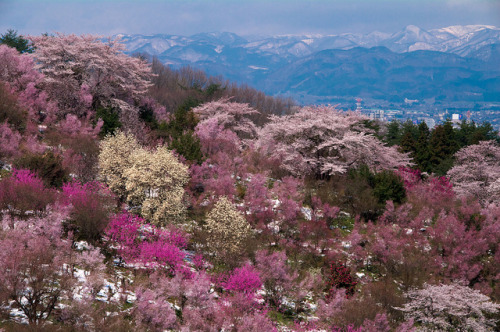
<box><xmin>257</xmin><ymin>106</ymin><xmax>411</xmax><ymax>177</ymax></box>
<box><xmin>30</xmin><ymin>34</ymin><xmax>153</xmax><ymax>118</ymax></box>
<box><xmin>192</xmin><ymin>98</ymin><xmax>260</xmax><ymax>140</ymax></box>
<box><xmin>448</xmin><ymin>141</ymin><xmax>500</xmax><ymax>205</ymax></box>
<box><xmin>398</xmin><ymin>283</ymin><xmax>499</xmax><ymax>331</ymax></box>
<box><xmin>0</xmin><ymin>122</ymin><xmax>22</xmax><ymax>160</ymax></box>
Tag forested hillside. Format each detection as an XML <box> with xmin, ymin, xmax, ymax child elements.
<box><xmin>1</xmin><ymin>32</ymin><xmax>499</xmax><ymax>331</ymax></box>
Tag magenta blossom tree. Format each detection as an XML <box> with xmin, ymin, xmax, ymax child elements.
<box><xmin>105</xmin><ymin>212</ymin><xmax>188</xmax><ymax>273</ymax></box>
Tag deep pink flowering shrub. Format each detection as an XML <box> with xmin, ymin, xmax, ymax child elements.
<box><xmin>61</xmin><ymin>180</ymin><xmax>115</xmax><ymax>242</ymax></box>
<box><xmin>0</xmin><ymin>168</ymin><xmax>56</xmax><ymax>217</ymax></box>
<box><xmin>105</xmin><ymin>212</ymin><xmax>188</xmax><ymax>272</ymax></box>
<box><xmin>223</xmin><ymin>264</ymin><xmax>262</xmax><ymax>294</ymax></box>
<box><xmin>397</xmin><ymin>167</ymin><xmax>421</xmax><ymax>189</ymax></box>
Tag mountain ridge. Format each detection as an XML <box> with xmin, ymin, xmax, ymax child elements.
<box><xmin>120</xmin><ymin>25</ymin><xmax>500</xmax><ymax>104</ymax></box>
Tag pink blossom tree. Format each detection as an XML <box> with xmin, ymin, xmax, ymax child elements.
<box><xmin>257</xmin><ymin>106</ymin><xmax>412</xmax><ymax>177</ymax></box>
<box><xmin>105</xmin><ymin>212</ymin><xmax>188</xmax><ymax>273</ymax></box>
<box><xmin>29</xmin><ymin>34</ymin><xmax>153</xmax><ymax>119</ymax></box>
<box><xmin>0</xmin><ymin>122</ymin><xmax>22</xmax><ymax>160</ymax></box>
<box><xmin>448</xmin><ymin>141</ymin><xmax>500</xmax><ymax>205</ymax></box>
<box><xmin>192</xmin><ymin>98</ymin><xmax>260</xmax><ymax>140</ymax></box>
<box><xmin>397</xmin><ymin>283</ymin><xmax>499</xmax><ymax>331</ymax></box>
<box><xmin>61</xmin><ymin>180</ymin><xmax>116</xmax><ymax>243</ymax></box>
<box><xmin>0</xmin><ymin>44</ymin><xmax>57</xmax><ymax>126</ymax></box>
<box><xmin>0</xmin><ymin>209</ymin><xmax>105</xmax><ymax>326</ymax></box>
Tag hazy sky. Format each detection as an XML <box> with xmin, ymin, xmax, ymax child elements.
<box><xmin>1</xmin><ymin>0</ymin><xmax>499</xmax><ymax>37</ymax></box>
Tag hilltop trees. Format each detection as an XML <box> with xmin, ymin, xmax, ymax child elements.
<box><xmin>29</xmin><ymin>34</ymin><xmax>153</xmax><ymax>119</ymax></box>
<box><xmin>0</xmin><ymin>29</ymin><xmax>33</xmax><ymax>53</ymax></box>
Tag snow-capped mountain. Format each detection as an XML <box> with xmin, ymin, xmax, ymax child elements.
<box><xmin>121</xmin><ymin>25</ymin><xmax>500</xmax><ymax>59</ymax></box>
<box><xmin>119</xmin><ymin>25</ymin><xmax>500</xmax><ymax>104</ymax></box>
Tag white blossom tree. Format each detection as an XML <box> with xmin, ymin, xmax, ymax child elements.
<box><xmin>257</xmin><ymin>105</ymin><xmax>412</xmax><ymax>177</ymax></box>
<box><xmin>205</xmin><ymin>196</ymin><xmax>253</xmax><ymax>259</ymax></box>
<box><xmin>447</xmin><ymin>141</ymin><xmax>500</xmax><ymax>205</ymax></box>
<box><xmin>99</xmin><ymin>132</ymin><xmax>189</xmax><ymax>225</ymax></box>
<box><xmin>398</xmin><ymin>283</ymin><xmax>499</xmax><ymax>331</ymax></box>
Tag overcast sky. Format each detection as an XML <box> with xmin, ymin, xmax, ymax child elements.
<box><xmin>1</xmin><ymin>0</ymin><xmax>499</xmax><ymax>37</ymax></box>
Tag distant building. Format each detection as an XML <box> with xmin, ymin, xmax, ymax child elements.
<box><xmin>404</xmin><ymin>98</ymin><xmax>419</xmax><ymax>105</ymax></box>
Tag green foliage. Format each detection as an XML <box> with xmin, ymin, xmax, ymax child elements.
<box><xmin>204</xmin><ymin>83</ymin><xmax>223</xmax><ymax>98</ymax></box>
<box><xmin>169</xmin><ymin>131</ymin><xmax>204</xmax><ymax>164</ymax></box>
<box><xmin>455</xmin><ymin>120</ymin><xmax>499</xmax><ymax>147</ymax></box>
<box><xmin>385</xmin><ymin>120</ymin><xmax>402</xmax><ymax>146</ymax></box>
<box><xmin>0</xmin><ymin>29</ymin><xmax>34</xmax><ymax>53</ymax></box>
<box><xmin>343</xmin><ymin>165</ymin><xmax>406</xmax><ymax>221</ymax></box>
<box><xmin>372</xmin><ymin>170</ymin><xmax>406</xmax><ymax>205</ymax></box>
<box><xmin>138</xmin><ymin>104</ymin><xmax>158</xmax><ymax>129</ymax></box>
<box><xmin>414</xmin><ymin>122</ymin><xmax>431</xmax><ymax>172</ymax></box>
<box><xmin>155</xmin><ymin>98</ymin><xmax>204</xmax><ymax>164</ymax></box>
<box><xmin>429</xmin><ymin>120</ymin><xmax>459</xmax><ymax>175</ymax></box>
<box><xmin>167</xmin><ymin>97</ymin><xmax>200</xmax><ymax>135</ymax></box>
<box><xmin>387</xmin><ymin>118</ymin><xmax>498</xmax><ymax>175</ymax></box>
<box><xmin>14</xmin><ymin>151</ymin><xmax>69</xmax><ymax>188</ymax></box>
<box><xmin>95</xmin><ymin>106</ymin><xmax>122</xmax><ymax>137</ymax></box>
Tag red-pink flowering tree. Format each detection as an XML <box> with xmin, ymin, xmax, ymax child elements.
<box><xmin>61</xmin><ymin>180</ymin><xmax>116</xmax><ymax>243</ymax></box>
<box><xmin>29</xmin><ymin>34</ymin><xmax>153</xmax><ymax>118</ymax></box>
<box><xmin>0</xmin><ymin>169</ymin><xmax>56</xmax><ymax>218</ymax></box>
<box><xmin>223</xmin><ymin>264</ymin><xmax>262</xmax><ymax>295</ymax></box>
<box><xmin>448</xmin><ymin>141</ymin><xmax>500</xmax><ymax>205</ymax></box>
<box><xmin>105</xmin><ymin>212</ymin><xmax>188</xmax><ymax>273</ymax></box>
<box><xmin>257</xmin><ymin>106</ymin><xmax>412</xmax><ymax>177</ymax></box>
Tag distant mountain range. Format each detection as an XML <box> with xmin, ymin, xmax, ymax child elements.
<box><xmin>119</xmin><ymin>25</ymin><xmax>500</xmax><ymax>104</ymax></box>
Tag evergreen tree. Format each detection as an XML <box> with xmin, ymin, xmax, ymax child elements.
<box><xmin>0</xmin><ymin>29</ymin><xmax>33</xmax><ymax>53</ymax></box>
<box><xmin>429</xmin><ymin>120</ymin><xmax>457</xmax><ymax>175</ymax></box>
<box><xmin>155</xmin><ymin>98</ymin><xmax>204</xmax><ymax>164</ymax></box>
<box><xmin>385</xmin><ymin>120</ymin><xmax>401</xmax><ymax>146</ymax></box>
<box><xmin>415</xmin><ymin>122</ymin><xmax>431</xmax><ymax>172</ymax></box>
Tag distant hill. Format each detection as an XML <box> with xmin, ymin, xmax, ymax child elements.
<box><xmin>120</xmin><ymin>25</ymin><xmax>500</xmax><ymax>104</ymax></box>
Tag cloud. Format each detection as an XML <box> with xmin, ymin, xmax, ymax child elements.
<box><xmin>0</xmin><ymin>0</ymin><xmax>498</xmax><ymax>37</ymax></box>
